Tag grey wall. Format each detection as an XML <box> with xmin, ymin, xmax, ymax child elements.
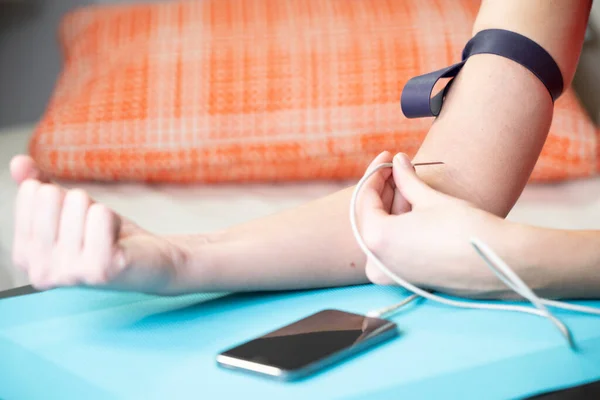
<box><xmin>0</xmin><ymin>0</ymin><xmax>149</xmax><ymax>129</ymax></box>
<box><xmin>0</xmin><ymin>1</ymin><xmax>99</xmax><ymax>128</ymax></box>
<box><xmin>573</xmin><ymin>3</ymin><xmax>600</xmax><ymax>125</ymax></box>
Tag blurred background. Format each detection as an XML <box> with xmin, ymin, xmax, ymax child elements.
<box><xmin>0</xmin><ymin>0</ymin><xmax>163</xmax><ymax>129</ymax></box>
<box><xmin>2</xmin><ymin>0</ymin><xmax>600</xmax><ymax>129</ymax></box>
<box><xmin>2</xmin><ymin>1</ymin><xmax>600</xmax><ymax>294</ymax></box>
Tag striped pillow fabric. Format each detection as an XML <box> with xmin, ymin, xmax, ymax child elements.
<box><xmin>29</xmin><ymin>0</ymin><xmax>599</xmax><ymax>183</ymax></box>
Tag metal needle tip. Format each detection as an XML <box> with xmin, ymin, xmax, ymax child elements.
<box><xmin>412</xmin><ymin>161</ymin><xmax>445</xmax><ymax>167</ymax></box>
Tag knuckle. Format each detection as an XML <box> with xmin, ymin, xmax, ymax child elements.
<box><xmin>85</xmin><ymin>271</ymin><xmax>108</xmax><ymax>286</ymax></box>
<box><xmin>52</xmin><ymin>254</ymin><xmax>79</xmax><ymax>287</ymax></box>
<box><xmin>28</xmin><ymin>268</ymin><xmax>51</xmax><ymax>290</ymax></box>
<box><xmin>29</xmin><ymin>279</ymin><xmax>45</xmax><ymax>290</ymax></box>
<box><xmin>52</xmin><ymin>271</ymin><xmax>78</xmax><ymax>287</ymax></box>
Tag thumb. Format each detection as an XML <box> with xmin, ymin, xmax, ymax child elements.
<box><xmin>392</xmin><ymin>153</ymin><xmax>441</xmax><ymax>208</ymax></box>
<box><xmin>10</xmin><ymin>155</ymin><xmax>52</xmax><ymax>184</ymax></box>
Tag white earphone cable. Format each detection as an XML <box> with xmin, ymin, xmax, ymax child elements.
<box><xmin>354</xmin><ymin>163</ymin><xmax>600</xmax><ymax>347</ymax></box>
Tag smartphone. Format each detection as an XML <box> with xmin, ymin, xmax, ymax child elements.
<box><xmin>216</xmin><ymin>309</ymin><xmax>398</xmax><ymax>381</ymax></box>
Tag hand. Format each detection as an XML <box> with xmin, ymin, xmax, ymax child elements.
<box><xmin>10</xmin><ymin>155</ymin><xmax>189</xmax><ymax>295</ymax></box>
<box><xmin>356</xmin><ymin>152</ymin><xmax>519</xmax><ymax>298</ymax></box>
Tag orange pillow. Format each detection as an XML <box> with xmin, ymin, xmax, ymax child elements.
<box><xmin>30</xmin><ymin>0</ymin><xmax>599</xmax><ymax>183</ymax></box>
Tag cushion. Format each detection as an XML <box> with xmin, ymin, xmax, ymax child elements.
<box><xmin>29</xmin><ymin>0</ymin><xmax>599</xmax><ymax>183</ymax></box>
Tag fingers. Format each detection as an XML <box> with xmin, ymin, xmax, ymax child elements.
<box><xmin>392</xmin><ymin>153</ymin><xmax>441</xmax><ymax>208</ymax></box>
<box><xmin>12</xmin><ymin>181</ymin><xmax>122</xmax><ymax>290</ymax></box>
<box><xmin>10</xmin><ymin>155</ymin><xmax>52</xmax><ymax>184</ymax></box>
<box><xmin>10</xmin><ymin>155</ymin><xmax>141</xmax><ymax>234</ymax></box>
<box><xmin>58</xmin><ymin>190</ymin><xmax>92</xmax><ymax>252</ymax></box>
<box><xmin>52</xmin><ymin>190</ymin><xmax>93</xmax><ymax>286</ymax></box>
<box><xmin>14</xmin><ymin>181</ymin><xmax>69</xmax><ymax>288</ymax></box>
<box><xmin>32</xmin><ymin>185</ymin><xmax>65</xmax><ymax>248</ymax></box>
<box><xmin>13</xmin><ymin>179</ymin><xmax>41</xmax><ymax>268</ymax></box>
<box><xmin>83</xmin><ymin>204</ymin><xmax>120</xmax><ymax>284</ymax></box>
<box><xmin>355</xmin><ymin>152</ymin><xmax>395</xmax><ymax>251</ymax></box>
<box><xmin>357</xmin><ymin>151</ymin><xmax>393</xmax><ymax>221</ymax></box>
<box><xmin>390</xmin><ymin>186</ymin><xmax>412</xmax><ymax>215</ymax></box>
<box><xmin>380</xmin><ymin>176</ymin><xmax>396</xmax><ymax>213</ymax></box>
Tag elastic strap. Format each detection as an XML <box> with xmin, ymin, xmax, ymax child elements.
<box><xmin>400</xmin><ymin>29</ymin><xmax>564</xmax><ymax>119</ymax></box>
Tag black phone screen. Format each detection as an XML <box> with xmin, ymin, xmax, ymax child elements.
<box><xmin>219</xmin><ymin>309</ymin><xmax>396</xmax><ymax>373</ymax></box>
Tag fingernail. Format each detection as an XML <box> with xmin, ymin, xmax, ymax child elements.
<box><xmin>394</xmin><ymin>153</ymin><xmax>414</xmax><ymax>170</ymax></box>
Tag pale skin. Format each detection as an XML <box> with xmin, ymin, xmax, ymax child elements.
<box><xmin>10</xmin><ymin>0</ymin><xmax>600</xmax><ymax>299</ymax></box>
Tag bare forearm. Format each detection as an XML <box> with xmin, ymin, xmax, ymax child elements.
<box><xmin>483</xmin><ymin>223</ymin><xmax>600</xmax><ymax>299</ymax></box>
<box><xmin>171</xmin><ymin>0</ymin><xmax>591</xmax><ymax>292</ymax></box>
<box><xmin>522</xmin><ymin>227</ymin><xmax>600</xmax><ymax>298</ymax></box>
<box><xmin>174</xmin><ymin>186</ymin><xmax>369</xmax><ymax>292</ymax></box>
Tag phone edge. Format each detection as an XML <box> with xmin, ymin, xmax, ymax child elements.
<box><xmin>216</xmin><ymin>319</ymin><xmax>399</xmax><ymax>382</ymax></box>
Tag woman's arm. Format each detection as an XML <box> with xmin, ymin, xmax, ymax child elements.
<box><xmin>182</xmin><ymin>0</ymin><xmax>592</xmax><ymax>292</ymax></box>
<box><xmin>412</xmin><ymin>0</ymin><xmax>591</xmax><ymax>217</ymax></box>
<box><xmin>357</xmin><ymin>152</ymin><xmax>600</xmax><ymax>300</ymax></box>
<box><xmin>10</xmin><ymin>1</ymin><xmax>594</xmax><ymax>295</ymax></box>
<box><xmin>510</xmin><ymin>226</ymin><xmax>600</xmax><ymax>299</ymax></box>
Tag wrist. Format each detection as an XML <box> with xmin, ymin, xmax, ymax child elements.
<box><xmin>486</xmin><ymin>220</ymin><xmax>548</xmax><ymax>296</ymax></box>
<box><xmin>162</xmin><ymin>233</ymin><xmax>219</xmax><ymax>294</ymax></box>
<box><xmin>464</xmin><ymin>212</ymin><xmax>527</xmax><ymax>296</ymax></box>
<box><xmin>428</xmin><ymin>210</ymin><xmax>532</xmax><ymax>298</ymax></box>
<box><xmin>514</xmin><ymin>227</ymin><xmax>600</xmax><ymax>298</ymax></box>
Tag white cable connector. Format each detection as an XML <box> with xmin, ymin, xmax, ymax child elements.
<box><xmin>355</xmin><ymin>163</ymin><xmax>600</xmax><ymax>347</ymax></box>
<box><xmin>367</xmin><ymin>294</ymin><xmax>420</xmax><ymax>319</ymax></box>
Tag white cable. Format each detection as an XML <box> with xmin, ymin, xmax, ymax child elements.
<box><xmin>470</xmin><ymin>239</ymin><xmax>600</xmax><ymax>316</ymax></box>
<box><xmin>367</xmin><ymin>294</ymin><xmax>420</xmax><ymax>318</ymax></box>
<box><xmin>355</xmin><ymin>163</ymin><xmax>600</xmax><ymax>347</ymax></box>
<box><xmin>469</xmin><ymin>238</ymin><xmax>573</xmax><ymax>347</ymax></box>
<box><xmin>542</xmin><ymin>299</ymin><xmax>600</xmax><ymax>316</ymax></box>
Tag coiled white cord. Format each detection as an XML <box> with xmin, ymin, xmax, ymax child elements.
<box><xmin>354</xmin><ymin>163</ymin><xmax>600</xmax><ymax>348</ymax></box>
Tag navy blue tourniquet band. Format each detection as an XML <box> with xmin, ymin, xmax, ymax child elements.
<box><xmin>400</xmin><ymin>29</ymin><xmax>564</xmax><ymax>119</ymax></box>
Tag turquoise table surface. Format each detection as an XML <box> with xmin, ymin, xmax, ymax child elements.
<box><xmin>1</xmin><ymin>284</ymin><xmax>600</xmax><ymax>399</ymax></box>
